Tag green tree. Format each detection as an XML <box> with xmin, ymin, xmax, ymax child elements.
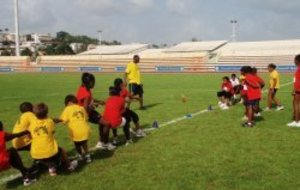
<box><xmin>21</xmin><ymin>48</ymin><xmax>33</xmax><ymax>56</ymax></box>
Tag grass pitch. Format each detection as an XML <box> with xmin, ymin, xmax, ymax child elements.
<box><xmin>0</xmin><ymin>73</ymin><xmax>299</xmax><ymax>190</ymax></box>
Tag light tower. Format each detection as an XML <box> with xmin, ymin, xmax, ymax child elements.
<box><xmin>97</xmin><ymin>30</ymin><xmax>102</xmax><ymax>46</ymax></box>
<box><xmin>230</xmin><ymin>20</ymin><xmax>238</xmax><ymax>42</ymax></box>
<box><xmin>14</xmin><ymin>0</ymin><xmax>20</xmax><ymax>56</ymax></box>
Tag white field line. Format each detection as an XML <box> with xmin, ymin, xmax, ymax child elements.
<box><xmin>0</xmin><ymin>93</ymin><xmax>60</xmax><ymax>101</ymax></box>
<box><xmin>0</xmin><ymin>81</ymin><xmax>293</xmax><ymax>185</ymax></box>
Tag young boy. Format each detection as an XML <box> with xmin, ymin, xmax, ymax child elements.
<box><xmin>100</xmin><ymin>87</ymin><xmax>126</xmax><ymax>150</ymax></box>
<box><xmin>241</xmin><ymin>66</ymin><xmax>262</xmax><ymax>127</ymax></box>
<box><xmin>230</xmin><ymin>73</ymin><xmax>241</xmax><ymax>100</ymax></box>
<box><xmin>217</xmin><ymin>76</ymin><xmax>234</xmax><ymax>110</ymax></box>
<box><xmin>59</xmin><ymin>95</ymin><xmax>91</xmax><ymax>163</ymax></box>
<box><xmin>0</xmin><ymin>121</ymin><xmax>35</xmax><ymax>186</ymax></box>
<box><xmin>252</xmin><ymin>67</ymin><xmax>265</xmax><ymax>118</ymax></box>
<box><xmin>266</xmin><ymin>64</ymin><xmax>284</xmax><ymax>111</ymax></box>
<box><xmin>114</xmin><ymin>78</ymin><xmax>146</xmax><ymax>141</ymax></box>
<box><xmin>76</xmin><ymin>73</ymin><xmax>105</xmax><ymax>149</ymax></box>
<box><xmin>287</xmin><ymin>55</ymin><xmax>300</xmax><ymax>127</ymax></box>
<box><xmin>12</xmin><ymin>102</ymin><xmax>35</xmax><ymax>151</ymax></box>
<box><xmin>28</xmin><ymin>103</ymin><xmax>78</xmax><ymax>176</ymax></box>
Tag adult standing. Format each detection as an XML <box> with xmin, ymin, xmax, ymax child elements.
<box><xmin>266</xmin><ymin>64</ymin><xmax>284</xmax><ymax>111</ymax></box>
<box><xmin>124</xmin><ymin>55</ymin><xmax>145</xmax><ymax>110</ymax></box>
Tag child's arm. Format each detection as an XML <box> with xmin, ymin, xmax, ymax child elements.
<box><xmin>5</xmin><ymin>131</ymin><xmax>30</xmax><ymax>142</ymax></box>
<box><xmin>53</xmin><ymin>118</ymin><xmax>63</xmax><ymax>124</ymax></box>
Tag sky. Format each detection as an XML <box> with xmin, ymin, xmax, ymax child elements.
<box><xmin>1</xmin><ymin>0</ymin><xmax>300</xmax><ymax>45</ymax></box>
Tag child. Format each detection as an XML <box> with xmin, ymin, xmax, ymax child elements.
<box><xmin>58</xmin><ymin>95</ymin><xmax>91</xmax><ymax>163</ymax></box>
<box><xmin>217</xmin><ymin>76</ymin><xmax>234</xmax><ymax>110</ymax></box>
<box><xmin>12</xmin><ymin>102</ymin><xmax>35</xmax><ymax>151</ymax></box>
<box><xmin>230</xmin><ymin>73</ymin><xmax>242</xmax><ymax>100</ymax></box>
<box><xmin>251</xmin><ymin>67</ymin><xmax>265</xmax><ymax>118</ymax></box>
<box><xmin>76</xmin><ymin>73</ymin><xmax>105</xmax><ymax>149</ymax></box>
<box><xmin>241</xmin><ymin>66</ymin><xmax>262</xmax><ymax>127</ymax></box>
<box><xmin>28</xmin><ymin>103</ymin><xmax>78</xmax><ymax>176</ymax></box>
<box><xmin>113</xmin><ymin>78</ymin><xmax>146</xmax><ymax>142</ymax></box>
<box><xmin>0</xmin><ymin>121</ymin><xmax>35</xmax><ymax>186</ymax></box>
<box><xmin>287</xmin><ymin>55</ymin><xmax>300</xmax><ymax>127</ymax></box>
<box><xmin>266</xmin><ymin>64</ymin><xmax>284</xmax><ymax>111</ymax></box>
<box><xmin>100</xmin><ymin>87</ymin><xmax>126</xmax><ymax>150</ymax></box>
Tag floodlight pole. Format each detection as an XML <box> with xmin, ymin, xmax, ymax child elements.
<box><xmin>230</xmin><ymin>20</ymin><xmax>237</xmax><ymax>42</ymax></box>
<box><xmin>97</xmin><ymin>30</ymin><xmax>102</xmax><ymax>46</ymax></box>
<box><xmin>14</xmin><ymin>0</ymin><xmax>20</xmax><ymax>56</ymax></box>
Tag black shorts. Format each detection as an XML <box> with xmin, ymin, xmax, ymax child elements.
<box><xmin>246</xmin><ymin>99</ymin><xmax>260</xmax><ymax>107</ymax></box>
<box><xmin>129</xmin><ymin>83</ymin><xmax>144</xmax><ymax>98</ymax></box>
<box><xmin>88</xmin><ymin>109</ymin><xmax>101</xmax><ymax>124</ymax></box>
<box><xmin>217</xmin><ymin>91</ymin><xmax>233</xmax><ymax>99</ymax></box>
<box><xmin>270</xmin><ymin>89</ymin><xmax>278</xmax><ymax>98</ymax></box>
<box><xmin>74</xmin><ymin>140</ymin><xmax>87</xmax><ymax>147</ymax></box>
<box><xmin>36</xmin><ymin>147</ymin><xmax>63</xmax><ymax>168</ymax></box>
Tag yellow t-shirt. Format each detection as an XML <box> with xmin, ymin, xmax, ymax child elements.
<box><xmin>60</xmin><ymin>104</ymin><xmax>90</xmax><ymax>142</ymax></box>
<box><xmin>125</xmin><ymin>62</ymin><xmax>141</xmax><ymax>84</ymax></box>
<box><xmin>29</xmin><ymin>118</ymin><xmax>58</xmax><ymax>159</ymax></box>
<box><xmin>12</xmin><ymin>112</ymin><xmax>36</xmax><ymax>149</ymax></box>
<box><xmin>270</xmin><ymin>70</ymin><xmax>280</xmax><ymax>89</ymax></box>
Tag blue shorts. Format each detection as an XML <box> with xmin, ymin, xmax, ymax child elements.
<box><xmin>129</xmin><ymin>83</ymin><xmax>144</xmax><ymax>98</ymax></box>
<box><xmin>246</xmin><ymin>99</ymin><xmax>260</xmax><ymax>107</ymax></box>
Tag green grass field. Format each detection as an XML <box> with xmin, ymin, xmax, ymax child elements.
<box><xmin>0</xmin><ymin>72</ymin><xmax>300</xmax><ymax>190</ymax></box>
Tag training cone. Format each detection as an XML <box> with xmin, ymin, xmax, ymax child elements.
<box><xmin>152</xmin><ymin>121</ymin><xmax>159</xmax><ymax>128</ymax></box>
<box><xmin>185</xmin><ymin>114</ymin><xmax>192</xmax><ymax>118</ymax></box>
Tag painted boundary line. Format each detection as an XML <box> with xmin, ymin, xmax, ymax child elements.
<box><xmin>0</xmin><ymin>81</ymin><xmax>293</xmax><ymax>185</ymax></box>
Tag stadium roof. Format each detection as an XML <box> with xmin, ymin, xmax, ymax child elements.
<box><xmin>80</xmin><ymin>44</ymin><xmax>149</xmax><ymax>55</ymax></box>
<box><xmin>165</xmin><ymin>41</ymin><xmax>227</xmax><ymax>53</ymax></box>
<box><xmin>217</xmin><ymin>39</ymin><xmax>300</xmax><ymax>56</ymax></box>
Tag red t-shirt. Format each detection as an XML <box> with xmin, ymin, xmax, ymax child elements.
<box><xmin>222</xmin><ymin>81</ymin><xmax>234</xmax><ymax>95</ymax></box>
<box><xmin>245</xmin><ymin>74</ymin><xmax>261</xmax><ymax>100</ymax></box>
<box><xmin>0</xmin><ymin>132</ymin><xmax>10</xmax><ymax>172</ymax></box>
<box><xmin>120</xmin><ymin>88</ymin><xmax>131</xmax><ymax>100</ymax></box>
<box><xmin>103</xmin><ymin>96</ymin><xmax>125</xmax><ymax>128</ymax></box>
<box><xmin>294</xmin><ymin>67</ymin><xmax>300</xmax><ymax>92</ymax></box>
<box><xmin>76</xmin><ymin>86</ymin><xmax>92</xmax><ymax>107</ymax></box>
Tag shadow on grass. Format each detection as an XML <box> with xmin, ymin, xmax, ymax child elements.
<box><xmin>143</xmin><ymin>103</ymin><xmax>163</xmax><ymax>109</ymax></box>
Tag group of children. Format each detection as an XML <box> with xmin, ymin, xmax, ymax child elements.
<box><xmin>0</xmin><ymin>72</ymin><xmax>146</xmax><ymax>186</ymax></box>
<box><xmin>217</xmin><ymin>63</ymin><xmax>286</xmax><ymax>127</ymax></box>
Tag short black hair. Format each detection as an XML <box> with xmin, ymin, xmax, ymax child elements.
<box><xmin>240</xmin><ymin>66</ymin><xmax>252</xmax><ymax>74</ymax></box>
<box><xmin>109</xmin><ymin>86</ymin><xmax>121</xmax><ymax>96</ymax></box>
<box><xmin>81</xmin><ymin>72</ymin><xmax>95</xmax><ymax>89</ymax></box>
<box><xmin>295</xmin><ymin>54</ymin><xmax>300</xmax><ymax>63</ymax></box>
<box><xmin>231</xmin><ymin>74</ymin><xmax>236</xmax><ymax>78</ymax></box>
<box><xmin>114</xmin><ymin>78</ymin><xmax>123</xmax><ymax>87</ymax></box>
<box><xmin>268</xmin><ymin>63</ymin><xmax>276</xmax><ymax>69</ymax></box>
<box><xmin>0</xmin><ymin>121</ymin><xmax>3</xmax><ymax>131</ymax></box>
<box><xmin>64</xmin><ymin>94</ymin><xmax>78</xmax><ymax>106</ymax></box>
<box><xmin>223</xmin><ymin>76</ymin><xmax>230</xmax><ymax>81</ymax></box>
<box><xmin>19</xmin><ymin>102</ymin><xmax>33</xmax><ymax>113</ymax></box>
<box><xmin>252</xmin><ymin>67</ymin><xmax>258</xmax><ymax>74</ymax></box>
<box><xmin>34</xmin><ymin>103</ymin><xmax>48</xmax><ymax>119</ymax></box>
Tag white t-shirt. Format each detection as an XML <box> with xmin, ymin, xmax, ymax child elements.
<box><xmin>230</xmin><ymin>78</ymin><xmax>240</xmax><ymax>87</ymax></box>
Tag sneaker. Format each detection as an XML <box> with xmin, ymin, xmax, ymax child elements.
<box><xmin>95</xmin><ymin>141</ymin><xmax>105</xmax><ymax>149</ymax></box>
<box><xmin>264</xmin><ymin>107</ymin><xmax>272</xmax><ymax>112</ymax></box>
<box><xmin>136</xmin><ymin>129</ymin><xmax>146</xmax><ymax>137</ymax></box>
<box><xmin>218</xmin><ymin>101</ymin><xmax>222</xmax><ymax>106</ymax></box>
<box><xmin>287</xmin><ymin>121</ymin><xmax>297</xmax><ymax>127</ymax></box>
<box><xmin>254</xmin><ymin>112</ymin><xmax>262</xmax><ymax>118</ymax></box>
<box><xmin>103</xmin><ymin>143</ymin><xmax>116</xmax><ymax>151</ymax></box>
<box><xmin>49</xmin><ymin>167</ymin><xmax>57</xmax><ymax>176</ymax></box>
<box><xmin>85</xmin><ymin>154</ymin><xmax>92</xmax><ymax>163</ymax></box>
<box><xmin>112</xmin><ymin>138</ymin><xmax>120</xmax><ymax>146</ymax></box>
<box><xmin>221</xmin><ymin>105</ymin><xmax>229</xmax><ymax>110</ymax></box>
<box><xmin>77</xmin><ymin>154</ymin><xmax>84</xmax><ymax>161</ymax></box>
<box><xmin>23</xmin><ymin>177</ymin><xmax>37</xmax><ymax>186</ymax></box>
<box><xmin>242</xmin><ymin>122</ymin><xmax>254</xmax><ymax>128</ymax></box>
<box><xmin>276</xmin><ymin>105</ymin><xmax>284</xmax><ymax>111</ymax></box>
<box><xmin>239</xmin><ymin>99</ymin><xmax>244</xmax><ymax>104</ymax></box>
<box><xmin>125</xmin><ymin>139</ymin><xmax>133</xmax><ymax>146</ymax></box>
<box><xmin>68</xmin><ymin>160</ymin><xmax>78</xmax><ymax>171</ymax></box>
<box><xmin>130</xmin><ymin>128</ymin><xmax>137</xmax><ymax>135</ymax></box>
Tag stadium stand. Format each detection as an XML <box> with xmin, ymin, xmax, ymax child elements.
<box><xmin>216</xmin><ymin>40</ymin><xmax>300</xmax><ymax>65</ymax></box>
<box><xmin>80</xmin><ymin>44</ymin><xmax>149</xmax><ymax>55</ymax></box>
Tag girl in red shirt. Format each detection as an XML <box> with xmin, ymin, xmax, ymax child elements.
<box><xmin>217</xmin><ymin>76</ymin><xmax>234</xmax><ymax>110</ymax></box>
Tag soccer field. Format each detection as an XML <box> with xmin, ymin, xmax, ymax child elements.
<box><xmin>1</xmin><ymin>73</ymin><xmax>300</xmax><ymax>190</ymax></box>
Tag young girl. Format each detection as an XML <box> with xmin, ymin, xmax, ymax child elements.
<box><xmin>113</xmin><ymin>78</ymin><xmax>146</xmax><ymax>144</ymax></box>
<box><xmin>217</xmin><ymin>76</ymin><xmax>234</xmax><ymax>110</ymax></box>
<box><xmin>100</xmin><ymin>87</ymin><xmax>126</xmax><ymax>150</ymax></box>
<box><xmin>76</xmin><ymin>73</ymin><xmax>105</xmax><ymax>149</ymax></box>
<box><xmin>28</xmin><ymin>103</ymin><xmax>77</xmax><ymax>176</ymax></box>
<box><xmin>58</xmin><ymin>95</ymin><xmax>91</xmax><ymax>163</ymax></box>
<box><xmin>0</xmin><ymin>121</ymin><xmax>35</xmax><ymax>186</ymax></box>
<box><xmin>12</xmin><ymin>102</ymin><xmax>35</xmax><ymax>151</ymax></box>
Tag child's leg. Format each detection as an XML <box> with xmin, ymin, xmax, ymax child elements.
<box><xmin>81</xmin><ymin>141</ymin><xmax>89</xmax><ymax>155</ymax></box>
<box><xmin>295</xmin><ymin>94</ymin><xmax>300</xmax><ymax>122</ymax></box>
<box><xmin>123</xmin><ymin>122</ymin><xmax>131</xmax><ymax>141</ymax></box>
<box><xmin>247</xmin><ymin>104</ymin><xmax>253</xmax><ymax>123</ymax></box>
<box><xmin>74</xmin><ymin>142</ymin><xmax>83</xmax><ymax>156</ymax></box>
<box><xmin>98</xmin><ymin>124</ymin><xmax>104</xmax><ymax>143</ymax></box>
<box><xmin>267</xmin><ymin>89</ymin><xmax>273</xmax><ymax>108</ymax></box>
<box><xmin>112</xmin><ymin>129</ymin><xmax>118</xmax><ymax>138</ymax></box>
<box><xmin>8</xmin><ymin>148</ymin><xmax>28</xmax><ymax>177</ymax></box>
